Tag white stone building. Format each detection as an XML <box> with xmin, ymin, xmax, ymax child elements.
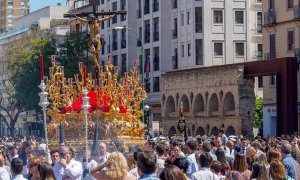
<box><xmin>87</xmin><ymin>0</ymin><xmax>262</xmax><ymax>134</ymax></box>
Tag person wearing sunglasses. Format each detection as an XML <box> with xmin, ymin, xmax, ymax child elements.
<box><xmin>53</xmin><ymin>146</ymin><xmax>83</xmax><ymax>180</ymax></box>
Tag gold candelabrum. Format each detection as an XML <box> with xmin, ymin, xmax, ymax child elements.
<box><xmin>46</xmin><ymin>55</ymin><xmax>147</xmax><ymax>142</ymax></box>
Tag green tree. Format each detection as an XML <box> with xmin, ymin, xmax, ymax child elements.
<box><xmin>2</xmin><ymin>31</ymin><xmax>53</xmax><ymax>136</ymax></box>
<box><xmin>58</xmin><ymin>31</ymin><xmax>89</xmax><ymax>77</ymax></box>
<box><xmin>1</xmin><ymin>30</ymin><xmax>89</xmax><ymax>136</ymax></box>
<box><xmin>254</xmin><ymin>96</ymin><xmax>263</xmax><ymax>128</ymax></box>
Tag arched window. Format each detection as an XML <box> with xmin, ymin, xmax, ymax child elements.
<box><xmin>210</xmin><ymin>127</ymin><xmax>219</xmax><ymax>136</ymax></box>
<box><xmin>165</xmin><ymin>96</ymin><xmax>176</xmax><ymax>115</ymax></box>
<box><xmin>225</xmin><ymin>126</ymin><xmax>236</xmax><ymax>136</ymax></box>
<box><xmin>194</xmin><ymin>94</ymin><xmax>204</xmax><ymax>116</ymax></box>
<box><xmin>223</xmin><ymin>92</ymin><xmax>235</xmax><ymax>115</ymax></box>
<box><xmin>180</xmin><ymin>95</ymin><xmax>189</xmax><ymax>113</ymax></box>
<box><xmin>196</xmin><ymin>127</ymin><xmax>205</xmax><ymax>136</ymax></box>
<box><xmin>209</xmin><ymin>93</ymin><xmax>219</xmax><ymax>116</ymax></box>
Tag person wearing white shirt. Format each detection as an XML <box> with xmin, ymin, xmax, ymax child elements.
<box><xmin>11</xmin><ymin>158</ymin><xmax>27</xmax><ymax>180</ymax></box>
<box><xmin>225</xmin><ymin>140</ymin><xmax>236</xmax><ymax>160</ymax></box>
<box><xmin>0</xmin><ymin>166</ymin><xmax>9</xmax><ymax>179</ymax></box>
<box><xmin>96</xmin><ymin>143</ymin><xmax>110</xmax><ymax>165</ymax></box>
<box><xmin>0</xmin><ymin>149</ymin><xmax>10</xmax><ymax>177</ymax></box>
<box><xmin>186</xmin><ymin>140</ymin><xmax>199</xmax><ymax>178</ymax></box>
<box><xmin>191</xmin><ymin>153</ymin><xmax>220</xmax><ymax>180</ymax></box>
<box><xmin>54</xmin><ymin>146</ymin><xmax>83</xmax><ymax>180</ymax></box>
<box><xmin>81</xmin><ymin>148</ymin><xmax>97</xmax><ymax>180</ymax></box>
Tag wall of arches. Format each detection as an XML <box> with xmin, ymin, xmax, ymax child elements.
<box><xmin>161</xmin><ymin>64</ymin><xmax>255</xmax><ymax>138</ymax></box>
<box><xmin>162</xmin><ymin>91</ymin><xmax>237</xmax><ymax>118</ymax></box>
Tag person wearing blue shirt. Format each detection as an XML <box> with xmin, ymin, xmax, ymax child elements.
<box><xmin>218</xmin><ymin>128</ymin><xmax>228</xmax><ymax>145</ymax></box>
<box><xmin>280</xmin><ymin>143</ymin><xmax>297</xmax><ymax>180</ymax></box>
<box><xmin>137</xmin><ymin>151</ymin><xmax>159</xmax><ymax>180</ymax></box>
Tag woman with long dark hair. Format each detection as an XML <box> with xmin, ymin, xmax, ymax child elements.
<box><xmin>159</xmin><ymin>165</ymin><xmax>188</xmax><ymax>180</ymax></box>
<box><xmin>250</xmin><ymin>162</ymin><xmax>269</xmax><ymax>180</ymax></box>
<box><xmin>37</xmin><ymin>162</ymin><xmax>56</xmax><ymax>180</ymax></box>
<box><xmin>225</xmin><ymin>153</ymin><xmax>251</xmax><ymax>180</ymax></box>
<box><xmin>215</xmin><ymin>148</ymin><xmax>231</xmax><ymax>175</ymax></box>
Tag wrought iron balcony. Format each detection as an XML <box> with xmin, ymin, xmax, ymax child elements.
<box><xmin>264</xmin><ymin>9</ymin><xmax>276</xmax><ymax>26</ymax></box>
<box><xmin>294</xmin><ymin>5</ymin><xmax>300</xmax><ymax>19</ymax></box>
<box><xmin>255</xmin><ymin>51</ymin><xmax>263</xmax><ymax>60</ymax></box>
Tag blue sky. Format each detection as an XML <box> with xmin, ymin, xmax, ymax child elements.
<box><xmin>29</xmin><ymin>0</ymin><xmax>67</xmax><ymax>12</ymax></box>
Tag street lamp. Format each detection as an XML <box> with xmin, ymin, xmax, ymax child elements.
<box><xmin>144</xmin><ymin>105</ymin><xmax>152</xmax><ymax>137</ymax></box>
<box><xmin>114</xmin><ymin>26</ymin><xmax>145</xmax><ymax>123</ymax></box>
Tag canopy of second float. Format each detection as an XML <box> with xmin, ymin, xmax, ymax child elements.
<box><xmin>59</xmin><ymin>90</ymin><xmax>127</xmax><ymax>114</ymax></box>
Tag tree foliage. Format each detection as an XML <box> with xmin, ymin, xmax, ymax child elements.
<box><xmin>0</xmin><ymin>30</ymin><xmax>89</xmax><ymax>136</ymax></box>
<box><xmin>254</xmin><ymin>96</ymin><xmax>263</xmax><ymax>128</ymax></box>
<box><xmin>58</xmin><ymin>31</ymin><xmax>89</xmax><ymax>77</ymax></box>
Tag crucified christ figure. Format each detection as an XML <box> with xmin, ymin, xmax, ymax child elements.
<box><xmin>74</xmin><ymin>12</ymin><xmax>120</xmax><ymax>69</ymax></box>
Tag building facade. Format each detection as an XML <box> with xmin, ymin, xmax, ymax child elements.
<box><xmin>67</xmin><ymin>0</ymin><xmax>263</xmax><ymax>135</ymax></box>
<box><xmin>0</xmin><ymin>0</ymin><xmax>29</xmax><ymax>33</ymax></box>
<box><xmin>161</xmin><ymin>64</ymin><xmax>255</xmax><ymax>138</ymax></box>
<box><xmin>262</xmin><ymin>0</ymin><xmax>300</xmax><ymax>136</ymax></box>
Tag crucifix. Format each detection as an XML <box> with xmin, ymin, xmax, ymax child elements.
<box><xmin>64</xmin><ymin>10</ymin><xmax>127</xmax><ymax>72</ymax></box>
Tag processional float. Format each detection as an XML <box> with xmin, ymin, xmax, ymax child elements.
<box><xmin>39</xmin><ymin>10</ymin><xmax>147</xmax><ymax>151</ymax></box>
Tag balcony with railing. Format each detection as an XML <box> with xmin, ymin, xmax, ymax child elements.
<box><xmin>172</xmin><ymin>29</ymin><xmax>177</xmax><ymax>39</ymax></box>
<box><xmin>294</xmin><ymin>5</ymin><xmax>300</xmax><ymax>20</ymax></box>
<box><xmin>255</xmin><ymin>51</ymin><xmax>263</xmax><ymax>60</ymax></box>
<box><xmin>264</xmin><ymin>53</ymin><xmax>269</xmax><ymax>60</ymax></box>
<box><xmin>264</xmin><ymin>10</ymin><xmax>276</xmax><ymax>26</ymax></box>
<box><xmin>112</xmin><ymin>42</ymin><xmax>118</xmax><ymax>51</ymax></box>
<box><xmin>264</xmin><ymin>52</ymin><xmax>276</xmax><ymax>60</ymax></box>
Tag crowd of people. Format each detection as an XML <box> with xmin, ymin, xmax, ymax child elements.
<box><xmin>0</xmin><ymin>129</ymin><xmax>298</xmax><ymax>180</ymax></box>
